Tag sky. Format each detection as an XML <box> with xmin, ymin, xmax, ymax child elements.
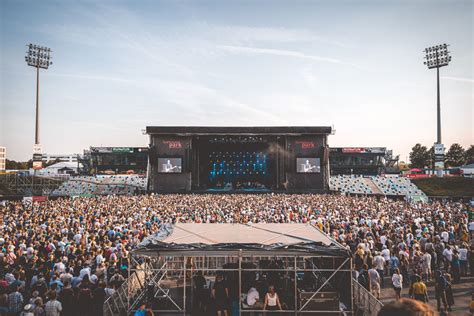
<box><xmin>0</xmin><ymin>0</ymin><xmax>472</xmax><ymax>162</ymax></box>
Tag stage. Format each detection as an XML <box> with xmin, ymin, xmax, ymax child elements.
<box><xmin>146</xmin><ymin>127</ymin><xmax>332</xmax><ymax>193</ymax></box>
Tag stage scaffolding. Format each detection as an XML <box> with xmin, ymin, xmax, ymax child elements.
<box><xmin>104</xmin><ymin>223</ymin><xmax>355</xmax><ymax>316</ymax></box>
<box><xmin>129</xmin><ymin>253</ymin><xmax>353</xmax><ymax>315</ymax></box>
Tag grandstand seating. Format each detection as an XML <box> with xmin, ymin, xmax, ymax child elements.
<box><xmin>51</xmin><ymin>174</ymin><xmax>424</xmax><ymax>198</ymax></box>
<box><xmin>329</xmin><ymin>175</ymin><xmax>426</xmax><ymax>198</ymax></box>
<box><xmin>51</xmin><ymin>175</ymin><xmax>147</xmax><ymax>196</ymax></box>
<box><xmin>329</xmin><ymin>175</ymin><xmax>374</xmax><ymax>195</ymax></box>
<box><xmin>370</xmin><ymin>176</ymin><xmax>426</xmax><ymax>197</ymax></box>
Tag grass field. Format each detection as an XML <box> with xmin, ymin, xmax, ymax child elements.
<box><xmin>412</xmin><ymin>177</ymin><xmax>474</xmax><ymax>197</ymax></box>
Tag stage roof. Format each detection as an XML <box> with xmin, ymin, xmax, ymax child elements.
<box><xmin>146</xmin><ymin>126</ymin><xmax>332</xmax><ymax>135</ymax></box>
<box><xmin>134</xmin><ymin>223</ymin><xmax>350</xmax><ymax>257</ymax></box>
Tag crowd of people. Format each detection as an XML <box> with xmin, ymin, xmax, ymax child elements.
<box><xmin>0</xmin><ymin>193</ymin><xmax>472</xmax><ymax>315</ymax></box>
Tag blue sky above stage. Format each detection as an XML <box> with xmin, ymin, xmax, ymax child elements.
<box><xmin>0</xmin><ymin>0</ymin><xmax>472</xmax><ymax>161</ymax></box>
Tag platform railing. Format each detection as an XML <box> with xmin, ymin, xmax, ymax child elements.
<box><xmin>352</xmin><ymin>279</ymin><xmax>384</xmax><ymax>316</ymax></box>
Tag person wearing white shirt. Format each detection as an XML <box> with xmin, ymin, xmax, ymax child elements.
<box><xmin>368</xmin><ymin>267</ymin><xmax>381</xmax><ymax>299</ymax></box>
<box><xmin>469</xmin><ymin>221</ymin><xmax>474</xmax><ymax>238</ymax></box>
<box><xmin>79</xmin><ymin>266</ymin><xmax>91</xmax><ymax>280</ymax></box>
<box><xmin>440</xmin><ymin>230</ymin><xmax>449</xmax><ymax>244</ymax></box>
<box><xmin>442</xmin><ymin>247</ymin><xmax>453</xmax><ymax>271</ymax></box>
<box><xmin>73</xmin><ymin>233</ymin><xmax>82</xmax><ymax>245</ymax></box>
<box><xmin>246</xmin><ymin>287</ymin><xmax>261</xmax><ymax>308</ymax></box>
<box><xmin>391</xmin><ymin>268</ymin><xmax>403</xmax><ymax>300</ymax></box>
<box><xmin>53</xmin><ymin>262</ymin><xmax>65</xmax><ymax>274</ymax></box>
<box><xmin>458</xmin><ymin>244</ymin><xmax>468</xmax><ymax>276</ymax></box>
<box><xmin>373</xmin><ymin>253</ymin><xmax>386</xmax><ymax>288</ymax></box>
<box><xmin>421</xmin><ymin>252</ymin><xmax>432</xmax><ymax>281</ymax></box>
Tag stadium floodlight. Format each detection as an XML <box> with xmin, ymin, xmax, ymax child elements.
<box><xmin>423</xmin><ymin>43</ymin><xmax>452</xmax><ymax>177</ymax></box>
<box><xmin>25</xmin><ymin>43</ymin><xmax>53</xmax><ymax>146</ymax></box>
<box><xmin>423</xmin><ymin>43</ymin><xmax>451</xmax><ymax>145</ymax></box>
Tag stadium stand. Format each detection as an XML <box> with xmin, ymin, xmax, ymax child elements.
<box><xmin>51</xmin><ymin>175</ymin><xmax>146</xmax><ymax>196</ymax></box>
<box><xmin>330</xmin><ymin>175</ymin><xmax>427</xmax><ymax>199</ymax></box>
<box><xmin>329</xmin><ymin>175</ymin><xmax>374</xmax><ymax>194</ymax></box>
<box><xmin>370</xmin><ymin>176</ymin><xmax>426</xmax><ymax>197</ymax></box>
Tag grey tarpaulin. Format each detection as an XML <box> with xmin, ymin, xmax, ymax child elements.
<box><xmin>134</xmin><ymin>223</ymin><xmax>351</xmax><ymax>257</ymax></box>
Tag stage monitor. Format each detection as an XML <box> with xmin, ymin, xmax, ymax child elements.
<box><xmin>296</xmin><ymin>158</ymin><xmax>320</xmax><ymax>173</ymax></box>
<box><xmin>158</xmin><ymin>158</ymin><xmax>182</xmax><ymax>173</ymax></box>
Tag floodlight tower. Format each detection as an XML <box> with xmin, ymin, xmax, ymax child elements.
<box><xmin>423</xmin><ymin>43</ymin><xmax>451</xmax><ymax>176</ymax></box>
<box><xmin>25</xmin><ymin>44</ymin><xmax>53</xmax><ymax>169</ymax></box>
<box><xmin>423</xmin><ymin>43</ymin><xmax>451</xmax><ymax>144</ymax></box>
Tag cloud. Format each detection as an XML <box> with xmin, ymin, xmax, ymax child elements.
<box><xmin>47</xmin><ymin>73</ymin><xmax>135</xmax><ymax>83</ymax></box>
<box><xmin>194</xmin><ymin>22</ymin><xmax>347</xmax><ymax>47</ymax></box>
<box><xmin>441</xmin><ymin>76</ymin><xmax>474</xmax><ymax>84</ymax></box>
<box><xmin>216</xmin><ymin>45</ymin><xmax>363</xmax><ymax>70</ymax></box>
<box><xmin>218</xmin><ymin>44</ymin><xmax>339</xmax><ymax>62</ymax></box>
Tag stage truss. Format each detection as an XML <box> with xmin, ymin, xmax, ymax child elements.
<box><xmin>106</xmin><ymin>253</ymin><xmax>354</xmax><ymax>315</ymax></box>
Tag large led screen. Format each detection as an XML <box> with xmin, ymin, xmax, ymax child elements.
<box><xmin>296</xmin><ymin>158</ymin><xmax>320</xmax><ymax>173</ymax></box>
<box><xmin>158</xmin><ymin>158</ymin><xmax>182</xmax><ymax>173</ymax></box>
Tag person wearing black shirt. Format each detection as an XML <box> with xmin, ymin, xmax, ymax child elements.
<box><xmin>193</xmin><ymin>271</ymin><xmax>207</xmax><ymax>314</ymax></box>
<box><xmin>211</xmin><ymin>274</ymin><xmax>228</xmax><ymax>316</ymax></box>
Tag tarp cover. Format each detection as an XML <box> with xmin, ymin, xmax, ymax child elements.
<box><xmin>134</xmin><ymin>223</ymin><xmax>351</xmax><ymax>257</ymax></box>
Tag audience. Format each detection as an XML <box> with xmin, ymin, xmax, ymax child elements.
<box><xmin>0</xmin><ymin>193</ymin><xmax>470</xmax><ymax>315</ymax></box>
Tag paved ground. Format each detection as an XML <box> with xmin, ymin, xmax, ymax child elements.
<box><xmin>379</xmin><ymin>276</ymin><xmax>474</xmax><ymax>315</ymax></box>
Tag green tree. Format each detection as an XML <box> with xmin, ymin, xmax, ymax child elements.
<box><xmin>5</xmin><ymin>159</ymin><xmax>28</xmax><ymax>170</ymax></box>
<box><xmin>464</xmin><ymin>145</ymin><xmax>474</xmax><ymax>165</ymax></box>
<box><xmin>409</xmin><ymin>144</ymin><xmax>430</xmax><ymax>168</ymax></box>
<box><xmin>445</xmin><ymin>143</ymin><xmax>465</xmax><ymax>167</ymax></box>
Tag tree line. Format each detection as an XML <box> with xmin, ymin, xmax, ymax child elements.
<box><xmin>5</xmin><ymin>158</ymin><xmax>62</xmax><ymax>170</ymax></box>
<box><xmin>409</xmin><ymin>143</ymin><xmax>474</xmax><ymax>169</ymax></box>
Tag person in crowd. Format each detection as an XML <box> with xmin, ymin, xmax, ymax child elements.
<box><xmin>409</xmin><ymin>275</ymin><xmax>428</xmax><ymax>303</ymax></box>
<box><xmin>246</xmin><ymin>286</ymin><xmax>262</xmax><ymax>309</ymax></box>
<box><xmin>212</xmin><ymin>273</ymin><xmax>229</xmax><ymax>316</ymax></box>
<box><xmin>20</xmin><ymin>303</ymin><xmax>34</xmax><ymax>316</ymax></box>
<box><xmin>391</xmin><ymin>268</ymin><xmax>403</xmax><ymax>301</ymax></box>
<box><xmin>377</xmin><ymin>298</ymin><xmax>435</xmax><ymax>316</ymax></box>
<box><xmin>434</xmin><ymin>270</ymin><xmax>448</xmax><ymax>313</ymax></box>
<box><xmin>31</xmin><ymin>297</ymin><xmax>44</xmax><ymax>316</ymax></box>
<box><xmin>263</xmin><ymin>285</ymin><xmax>282</xmax><ymax>313</ymax></box>
<box><xmin>458</xmin><ymin>243</ymin><xmax>468</xmax><ymax>277</ymax></box>
<box><xmin>192</xmin><ymin>271</ymin><xmax>207</xmax><ymax>313</ymax></box>
<box><xmin>421</xmin><ymin>250</ymin><xmax>432</xmax><ymax>282</ymax></box>
<box><xmin>357</xmin><ymin>264</ymin><xmax>370</xmax><ymax>292</ymax></box>
<box><xmin>373</xmin><ymin>251</ymin><xmax>385</xmax><ymax>288</ymax></box>
<box><xmin>8</xmin><ymin>284</ymin><xmax>24</xmax><ymax>315</ymax></box>
<box><xmin>450</xmin><ymin>249</ymin><xmax>461</xmax><ymax>284</ymax></box>
<box><xmin>0</xmin><ymin>193</ymin><xmax>469</xmax><ymax>314</ymax></box>
<box><xmin>444</xmin><ymin>273</ymin><xmax>454</xmax><ymax>312</ymax></box>
<box><xmin>44</xmin><ymin>291</ymin><xmax>62</xmax><ymax>316</ymax></box>
<box><xmin>133</xmin><ymin>303</ymin><xmax>154</xmax><ymax>316</ymax></box>
<box><xmin>368</xmin><ymin>263</ymin><xmax>381</xmax><ymax>299</ymax></box>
